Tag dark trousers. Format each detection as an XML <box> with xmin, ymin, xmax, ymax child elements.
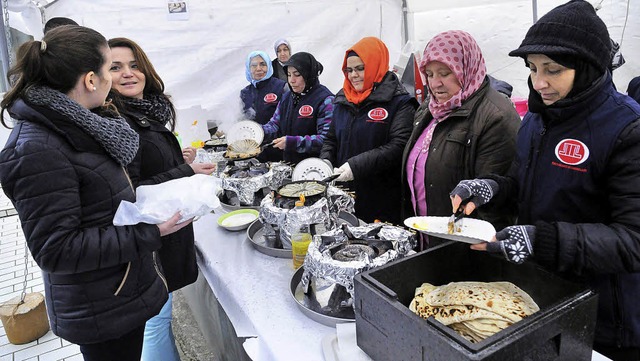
<box><xmin>79</xmin><ymin>325</ymin><xmax>145</xmax><ymax>361</ymax></box>
<box><xmin>594</xmin><ymin>343</ymin><xmax>640</xmax><ymax>361</ymax></box>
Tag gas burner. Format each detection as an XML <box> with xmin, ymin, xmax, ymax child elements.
<box><xmin>225</xmin><ymin>161</ymin><xmax>270</xmax><ymax>179</ymax></box>
<box><xmin>332</xmin><ymin>244</ymin><xmax>376</xmax><ymax>261</ymax></box>
<box><xmin>273</xmin><ymin>196</ymin><xmax>298</xmax><ymax>209</ymax></box>
<box><xmin>328</xmin><ymin>239</ymin><xmax>394</xmax><ymax>262</ymax></box>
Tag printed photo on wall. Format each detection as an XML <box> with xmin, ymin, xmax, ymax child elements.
<box><xmin>167</xmin><ymin>0</ymin><xmax>189</xmax><ymax>20</ymax></box>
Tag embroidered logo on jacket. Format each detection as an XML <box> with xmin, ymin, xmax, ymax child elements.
<box><xmin>264</xmin><ymin>93</ymin><xmax>278</xmax><ymax>103</ymax></box>
<box><xmin>553</xmin><ymin>139</ymin><xmax>589</xmax><ymax>171</ymax></box>
<box><xmin>298</xmin><ymin>105</ymin><xmax>314</xmax><ymax>117</ymax></box>
<box><xmin>367</xmin><ymin>107</ymin><xmax>389</xmax><ymax>123</ymax></box>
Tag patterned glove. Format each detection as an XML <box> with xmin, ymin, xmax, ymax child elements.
<box><xmin>486</xmin><ymin>225</ymin><xmax>535</xmax><ymax>264</ymax></box>
<box><xmin>449</xmin><ymin>179</ymin><xmax>499</xmax><ymax>207</ymax></box>
<box><xmin>334</xmin><ymin>163</ymin><xmax>354</xmax><ymax>182</ymax></box>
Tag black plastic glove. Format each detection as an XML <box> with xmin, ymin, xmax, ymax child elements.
<box><xmin>450</xmin><ymin>179</ymin><xmax>499</xmax><ymax>207</ymax></box>
<box><xmin>486</xmin><ymin>225</ymin><xmax>535</xmax><ymax>264</ymax></box>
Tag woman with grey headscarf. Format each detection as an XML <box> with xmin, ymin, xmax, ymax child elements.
<box><xmin>272</xmin><ymin>38</ymin><xmax>291</xmax><ymax>81</ymax></box>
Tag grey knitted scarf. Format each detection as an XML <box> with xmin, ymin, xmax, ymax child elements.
<box><xmin>24</xmin><ymin>85</ymin><xmax>139</xmax><ymax>166</ymax></box>
<box><xmin>119</xmin><ymin>94</ymin><xmax>173</xmax><ymax>126</ymax></box>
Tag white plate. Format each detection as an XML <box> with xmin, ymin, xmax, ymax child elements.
<box><xmin>217</xmin><ymin>209</ymin><xmax>259</xmax><ymax>231</ymax></box>
<box><xmin>292</xmin><ymin>157</ymin><xmax>334</xmax><ymax>181</ymax></box>
<box><xmin>227</xmin><ymin>120</ymin><xmax>264</xmax><ymax>145</ymax></box>
<box><xmin>403</xmin><ymin>216</ymin><xmax>496</xmax><ymax>244</ymax></box>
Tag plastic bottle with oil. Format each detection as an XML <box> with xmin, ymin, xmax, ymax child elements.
<box><xmin>291</xmin><ymin>195</ymin><xmax>312</xmax><ymax>269</ymax></box>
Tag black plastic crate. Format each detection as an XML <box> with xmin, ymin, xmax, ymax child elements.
<box><xmin>353</xmin><ymin>241</ymin><xmax>598</xmax><ymax>361</ymax></box>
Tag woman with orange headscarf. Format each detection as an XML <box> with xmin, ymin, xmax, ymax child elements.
<box><xmin>320</xmin><ymin>37</ymin><xmax>417</xmax><ymax>224</ymax></box>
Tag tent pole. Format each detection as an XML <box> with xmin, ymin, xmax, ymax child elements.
<box><xmin>532</xmin><ymin>0</ymin><xmax>538</xmax><ymax>23</ymax></box>
<box><xmin>402</xmin><ymin>0</ymin><xmax>409</xmax><ymax>45</ymax></box>
<box><xmin>0</xmin><ymin>0</ymin><xmax>11</xmax><ymax>92</ymax></box>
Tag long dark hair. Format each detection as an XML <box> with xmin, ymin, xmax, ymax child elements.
<box><xmin>107</xmin><ymin>37</ymin><xmax>176</xmax><ymax>130</ymax></box>
<box><xmin>1</xmin><ymin>25</ymin><xmax>109</xmax><ymax>128</ymax></box>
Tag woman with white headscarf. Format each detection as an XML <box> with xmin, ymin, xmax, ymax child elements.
<box><xmin>240</xmin><ymin>50</ymin><xmax>286</xmax><ymax>125</ymax></box>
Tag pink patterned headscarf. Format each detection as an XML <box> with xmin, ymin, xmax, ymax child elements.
<box><xmin>419</xmin><ymin>30</ymin><xmax>487</xmax><ymax>121</ymax></box>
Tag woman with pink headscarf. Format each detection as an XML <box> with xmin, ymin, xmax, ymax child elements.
<box><xmin>401</xmin><ymin>30</ymin><xmax>520</xmax><ymax>249</ymax></box>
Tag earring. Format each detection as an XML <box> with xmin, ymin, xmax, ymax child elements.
<box><xmin>93</xmin><ymin>86</ymin><xmax>97</xmax><ymax>91</ymax></box>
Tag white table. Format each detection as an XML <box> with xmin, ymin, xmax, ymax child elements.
<box><xmin>188</xmin><ymin>211</ymin><xmax>612</xmax><ymax>361</ymax></box>
<box><xmin>191</xmin><ymin>211</ymin><xmax>334</xmax><ymax>361</ymax></box>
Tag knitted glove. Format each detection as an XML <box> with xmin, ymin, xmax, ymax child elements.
<box><xmin>486</xmin><ymin>225</ymin><xmax>535</xmax><ymax>264</ymax></box>
<box><xmin>334</xmin><ymin>163</ymin><xmax>354</xmax><ymax>182</ymax></box>
<box><xmin>449</xmin><ymin>179</ymin><xmax>499</xmax><ymax>208</ymax></box>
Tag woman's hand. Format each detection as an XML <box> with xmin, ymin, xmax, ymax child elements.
<box><xmin>190</xmin><ymin>162</ymin><xmax>217</xmax><ymax>175</ymax></box>
<box><xmin>182</xmin><ymin>147</ymin><xmax>197</xmax><ymax>164</ymax></box>
<box><xmin>272</xmin><ymin>136</ymin><xmax>287</xmax><ymax>150</ymax></box>
<box><xmin>157</xmin><ymin>212</ymin><xmax>193</xmax><ymax>237</ymax></box>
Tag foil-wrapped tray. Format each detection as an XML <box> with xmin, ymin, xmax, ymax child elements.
<box><xmin>289</xmin><ymin>266</ymin><xmax>355</xmax><ymax>327</ymax></box>
<box><xmin>246</xmin><ymin>212</ymin><xmax>360</xmax><ymax>258</ymax></box>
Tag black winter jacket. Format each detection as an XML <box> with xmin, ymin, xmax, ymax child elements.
<box><xmin>123</xmin><ymin>110</ymin><xmax>198</xmax><ymax>292</ymax></box>
<box><xmin>0</xmin><ymin>99</ymin><xmax>167</xmax><ymax>344</ymax></box>
<box><xmin>401</xmin><ymin>79</ymin><xmax>520</xmax><ymax>230</ymax></box>
<box><xmin>489</xmin><ymin>73</ymin><xmax>640</xmax><ymax>349</ymax></box>
<box><xmin>320</xmin><ymin>72</ymin><xmax>417</xmax><ymax>224</ymax></box>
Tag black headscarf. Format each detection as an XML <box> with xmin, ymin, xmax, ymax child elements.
<box><xmin>283</xmin><ymin>52</ymin><xmax>323</xmax><ymax>95</ymax></box>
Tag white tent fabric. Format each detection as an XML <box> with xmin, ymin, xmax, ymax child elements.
<box><xmin>407</xmin><ymin>0</ymin><xmax>639</xmax><ymax>99</ymax></box>
<box><xmin>39</xmin><ymin>0</ymin><xmax>404</xmax><ymax>140</ymax></box>
<box><xmin>4</xmin><ymin>0</ymin><xmax>639</xmax><ymax>141</ymax></box>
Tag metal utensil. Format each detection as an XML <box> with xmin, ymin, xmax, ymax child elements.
<box><xmin>447</xmin><ymin>209</ymin><xmax>465</xmax><ymax>235</ymax></box>
<box><xmin>447</xmin><ymin>197</ymin><xmax>471</xmax><ymax>234</ymax></box>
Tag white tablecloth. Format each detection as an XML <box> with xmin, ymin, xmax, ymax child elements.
<box><xmin>192</xmin><ymin>211</ymin><xmax>612</xmax><ymax>361</ymax></box>
<box><xmin>193</xmin><ymin>211</ymin><xmax>334</xmax><ymax>361</ymax></box>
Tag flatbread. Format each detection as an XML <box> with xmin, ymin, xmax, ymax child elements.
<box><xmin>409</xmin><ymin>281</ymin><xmax>539</xmax><ymax>343</ymax></box>
<box><xmin>424</xmin><ymin>281</ymin><xmax>539</xmax><ymax>323</ymax></box>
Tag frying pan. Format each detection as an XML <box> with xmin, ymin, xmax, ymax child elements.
<box><xmin>223</xmin><ymin>140</ymin><xmax>276</xmax><ymax>161</ymax></box>
<box><xmin>275</xmin><ymin>174</ymin><xmax>339</xmax><ymax>200</ymax></box>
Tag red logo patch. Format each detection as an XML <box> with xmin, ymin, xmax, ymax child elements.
<box><xmin>367</xmin><ymin>107</ymin><xmax>388</xmax><ymax>122</ymax></box>
<box><xmin>555</xmin><ymin>139</ymin><xmax>589</xmax><ymax>166</ymax></box>
<box><xmin>264</xmin><ymin>93</ymin><xmax>278</xmax><ymax>103</ymax></box>
<box><xmin>299</xmin><ymin>105</ymin><xmax>314</xmax><ymax>117</ymax></box>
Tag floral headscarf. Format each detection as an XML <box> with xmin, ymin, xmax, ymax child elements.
<box><xmin>419</xmin><ymin>30</ymin><xmax>487</xmax><ymax>121</ymax></box>
<box><xmin>342</xmin><ymin>37</ymin><xmax>390</xmax><ymax>105</ymax></box>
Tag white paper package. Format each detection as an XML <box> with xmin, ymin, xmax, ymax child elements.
<box><xmin>113</xmin><ymin>174</ymin><xmax>221</xmax><ymax>226</ymax></box>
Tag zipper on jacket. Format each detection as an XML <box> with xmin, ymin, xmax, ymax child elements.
<box><xmin>521</xmin><ymin>125</ymin><xmax>547</xmax><ymax>221</ymax></box>
<box><xmin>153</xmin><ymin>252</ymin><xmax>169</xmax><ymax>291</ymax></box>
<box><xmin>612</xmin><ymin>275</ymin><xmax>624</xmax><ymax>347</ymax></box>
<box><xmin>121</xmin><ymin>167</ymin><xmax>169</xmax><ymax>292</ymax></box>
<box><xmin>114</xmin><ymin>262</ymin><xmax>131</xmax><ymax>296</ymax></box>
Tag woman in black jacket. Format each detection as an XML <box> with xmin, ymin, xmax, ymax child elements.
<box><xmin>451</xmin><ymin>2</ymin><xmax>640</xmax><ymax>359</ymax></box>
<box><xmin>0</xmin><ymin>26</ymin><xmax>190</xmax><ymax>361</ymax></box>
<box><xmin>402</xmin><ymin>30</ymin><xmax>520</xmax><ymax>248</ymax></box>
<box><xmin>108</xmin><ymin>37</ymin><xmax>216</xmax><ymax>361</ymax></box>
<box><xmin>320</xmin><ymin>37</ymin><xmax>417</xmax><ymax>224</ymax></box>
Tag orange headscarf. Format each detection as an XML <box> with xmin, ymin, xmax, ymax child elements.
<box><xmin>342</xmin><ymin>37</ymin><xmax>389</xmax><ymax>105</ymax></box>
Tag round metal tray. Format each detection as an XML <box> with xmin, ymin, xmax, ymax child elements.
<box><xmin>289</xmin><ymin>266</ymin><xmax>355</xmax><ymax>327</ymax></box>
<box><xmin>246</xmin><ymin>212</ymin><xmax>361</xmax><ymax>258</ymax></box>
<box><xmin>219</xmin><ymin>200</ymin><xmax>260</xmax><ymax>213</ymax></box>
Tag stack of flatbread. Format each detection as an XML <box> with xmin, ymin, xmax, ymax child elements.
<box><xmin>409</xmin><ymin>281</ymin><xmax>539</xmax><ymax>343</ymax></box>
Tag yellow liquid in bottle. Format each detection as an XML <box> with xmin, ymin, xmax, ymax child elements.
<box><xmin>291</xmin><ymin>233</ymin><xmax>312</xmax><ymax>269</ymax></box>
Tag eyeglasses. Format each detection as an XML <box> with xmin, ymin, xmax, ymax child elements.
<box><xmin>343</xmin><ymin>65</ymin><xmax>365</xmax><ymax>74</ymax></box>
<box><xmin>250</xmin><ymin>62</ymin><xmax>267</xmax><ymax>69</ymax></box>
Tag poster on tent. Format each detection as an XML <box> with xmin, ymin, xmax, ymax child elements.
<box><xmin>167</xmin><ymin>0</ymin><xmax>189</xmax><ymax>21</ymax></box>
